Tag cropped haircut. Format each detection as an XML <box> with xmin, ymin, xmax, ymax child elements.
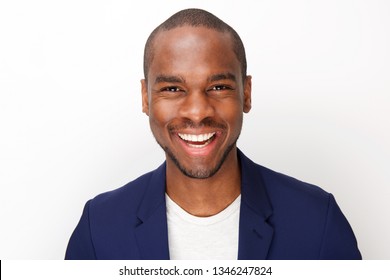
<box><xmin>143</xmin><ymin>8</ymin><xmax>247</xmax><ymax>82</ymax></box>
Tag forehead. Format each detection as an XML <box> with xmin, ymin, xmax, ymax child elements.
<box><xmin>154</xmin><ymin>25</ymin><xmax>233</xmax><ymax>44</ymax></box>
<box><xmin>148</xmin><ymin>26</ymin><xmax>240</xmax><ymax>79</ymax></box>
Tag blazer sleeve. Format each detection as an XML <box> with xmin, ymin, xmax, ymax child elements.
<box><xmin>319</xmin><ymin>194</ymin><xmax>362</xmax><ymax>259</ymax></box>
<box><xmin>65</xmin><ymin>200</ymin><xmax>97</xmax><ymax>260</ymax></box>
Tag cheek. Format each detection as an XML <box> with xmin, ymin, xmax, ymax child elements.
<box><xmin>230</xmin><ymin>112</ymin><xmax>244</xmax><ymax>134</ymax></box>
<box><xmin>216</xmin><ymin>102</ymin><xmax>244</xmax><ymax>128</ymax></box>
<box><xmin>149</xmin><ymin>102</ymin><xmax>176</xmax><ymax>135</ymax></box>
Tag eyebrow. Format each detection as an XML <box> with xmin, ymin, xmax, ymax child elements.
<box><xmin>209</xmin><ymin>72</ymin><xmax>237</xmax><ymax>83</ymax></box>
<box><xmin>154</xmin><ymin>75</ymin><xmax>185</xmax><ymax>84</ymax></box>
<box><xmin>153</xmin><ymin>72</ymin><xmax>237</xmax><ymax>84</ymax></box>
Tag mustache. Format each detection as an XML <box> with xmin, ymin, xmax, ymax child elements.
<box><xmin>168</xmin><ymin>118</ymin><xmax>227</xmax><ymax>131</ymax></box>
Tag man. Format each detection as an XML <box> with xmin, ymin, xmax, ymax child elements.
<box><xmin>65</xmin><ymin>8</ymin><xmax>361</xmax><ymax>260</ymax></box>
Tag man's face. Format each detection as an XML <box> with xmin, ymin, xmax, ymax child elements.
<box><xmin>141</xmin><ymin>26</ymin><xmax>251</xmax><ymax>179</ymax></box>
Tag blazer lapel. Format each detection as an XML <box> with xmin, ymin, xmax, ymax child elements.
<box><xmin>237</xmin><ymin>150</ymin><xmax>274</xmax><ymax>260</ymax></box>
<box><xmin>133</xmin><ymin>151</ymin><xmax>274</xmax><ymax>260</ymax></box>
<box><xmin>134</xmin><ymin>163</ymin><xmax>170</xmax><ymax>260</ymax></box>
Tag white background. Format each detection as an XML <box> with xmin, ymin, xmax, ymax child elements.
<box><xmin>0</xmin><ymin>0</ymin><xmax>389</xmax><ymax>259</ymax></box>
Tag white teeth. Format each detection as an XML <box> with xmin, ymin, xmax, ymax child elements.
<box><xmin>178</xmin><ymin>132</ymin><xmax>215</xmax><ymax>143</ymax></box>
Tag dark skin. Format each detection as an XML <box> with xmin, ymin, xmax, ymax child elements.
<box><xmin>141</xmin><ymin>26</ymin><xmax>252</xmax><ymax>217</ymax></box>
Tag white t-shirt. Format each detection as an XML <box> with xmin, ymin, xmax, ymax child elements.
<box><xmin>166</xmin><ymin>193</ymin><xmax>240</xmax><ymax>260</ymax></box>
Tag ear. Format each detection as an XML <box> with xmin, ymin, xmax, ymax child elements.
<box><xmin>141</xmin><ymin>79</ymin><xmax>149</xmax><ymax>116</ymax></box>
<box><xmin>243</xmin><ymin>75</ymin><xmax>252</xmax><ymax>113</ymax></box>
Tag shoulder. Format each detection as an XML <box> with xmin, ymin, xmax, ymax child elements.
<box><xmin>255</xmin><ymin>164</ymin><xmax>333</xmax><ymax>222</ymax></box>
<box><xmin>258</xmin><ymin>164</ymin><xmax>330</xmax><ymax>203</ymax></box>
<box><xmin>241</xmin><ymin>153</ymin><xmax>361</xmax><ymax>259</ymax></box>
<box><xmin>239</xmin><ymin>150</ymin><xmax>330</xmax><ymax>206</ymax></box>
<box><xmin>93</xmin><ymin>171</ymin><xmax>152</xmax><ymax>204</ymax></box>
<box><xmin>239</xmin><ymin>150</ymin><xmax>333</xmax><ymax>224</ymax></box>
<box><xmin>88</xmin><ymin>163</ymin><xmax>165</xmax><ymax>215</ymax></box>
<box><xmin>66</xmin><ymin>164</ymin><xmax>167</xmax><ymax>259</ymax></box>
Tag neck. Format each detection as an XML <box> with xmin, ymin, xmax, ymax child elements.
<box><xmin>165</xmin><ymin>148</ymin><xmax>241</xmax><ymax>217</ymax></box>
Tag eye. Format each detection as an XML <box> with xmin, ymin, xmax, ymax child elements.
<box><xmin>209</xmin><ymin>85</ymin><xmax>233</xmax><ymax>92</ymax></box>
<box><xmin>161</xmin><ymin>86</ymin><xmax>183</xmax><ymax>92</ymax></box>
<box><xmin>214</xmin><ymin>86</ymin><xmax>224</xmax><ymax>91</ymax></box>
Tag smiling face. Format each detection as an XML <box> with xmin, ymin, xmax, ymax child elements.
<box><xmin>141</xmin><ymin>26</ymin><xmax>251</xmax><ymax>179</ymax></box>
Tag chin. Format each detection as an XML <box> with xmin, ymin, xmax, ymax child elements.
<box><xmin>163</xmin><ymin>140</ymin><xmax>238</xmax><ymax>180</ymax></box>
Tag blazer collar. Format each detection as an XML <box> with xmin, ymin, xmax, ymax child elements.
<box><xmin>134</xmin><ymin>163</ymin><xmax>170</xmax><ymax>260</ymax></box>
<box><xmin>237</xmin><ymin>150</ymin><xmax>274</xmax><ymax>259</ymax></box>
<box><xmin>134</xmin><ymin>150</ymin><xmax>274</xmax><ymax>260</ymax></box>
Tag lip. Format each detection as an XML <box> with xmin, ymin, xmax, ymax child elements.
<box><xmin>178</xmin><ymin>132</ymin><xmax>216</xmax><ymax>143</ymax></box>
<box><xmin>174</xmin><ymin>131</ymin><xmax>221</xmax><ymax>157</ymax></box>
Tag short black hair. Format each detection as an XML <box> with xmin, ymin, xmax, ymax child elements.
<box><xmin>143</xmin><ymin>8</ymin><xmax>247</xmax><ymax>82</ymax></box>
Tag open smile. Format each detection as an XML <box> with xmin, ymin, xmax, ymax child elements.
<box><xmin>178</xmin><ymin>132</ymin><xmax>216</xmax><ymax>148</ymax></box>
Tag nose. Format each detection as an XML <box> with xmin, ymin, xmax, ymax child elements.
<box><xmin>178</xmin><ymin>90</ymin><xmax>215</xmax><ymax>124</ymax></box>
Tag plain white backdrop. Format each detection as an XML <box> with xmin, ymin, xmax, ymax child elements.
<box><xmin>0</xmin><ymin>0</ymin><xmax>389</xmax><ymax>259</ymax></box>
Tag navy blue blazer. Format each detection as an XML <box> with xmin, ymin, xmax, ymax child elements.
<box><xmin>65</xmin><ymin>150</ymin><xmax>361</xmax><ymax>260</ymax></box>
